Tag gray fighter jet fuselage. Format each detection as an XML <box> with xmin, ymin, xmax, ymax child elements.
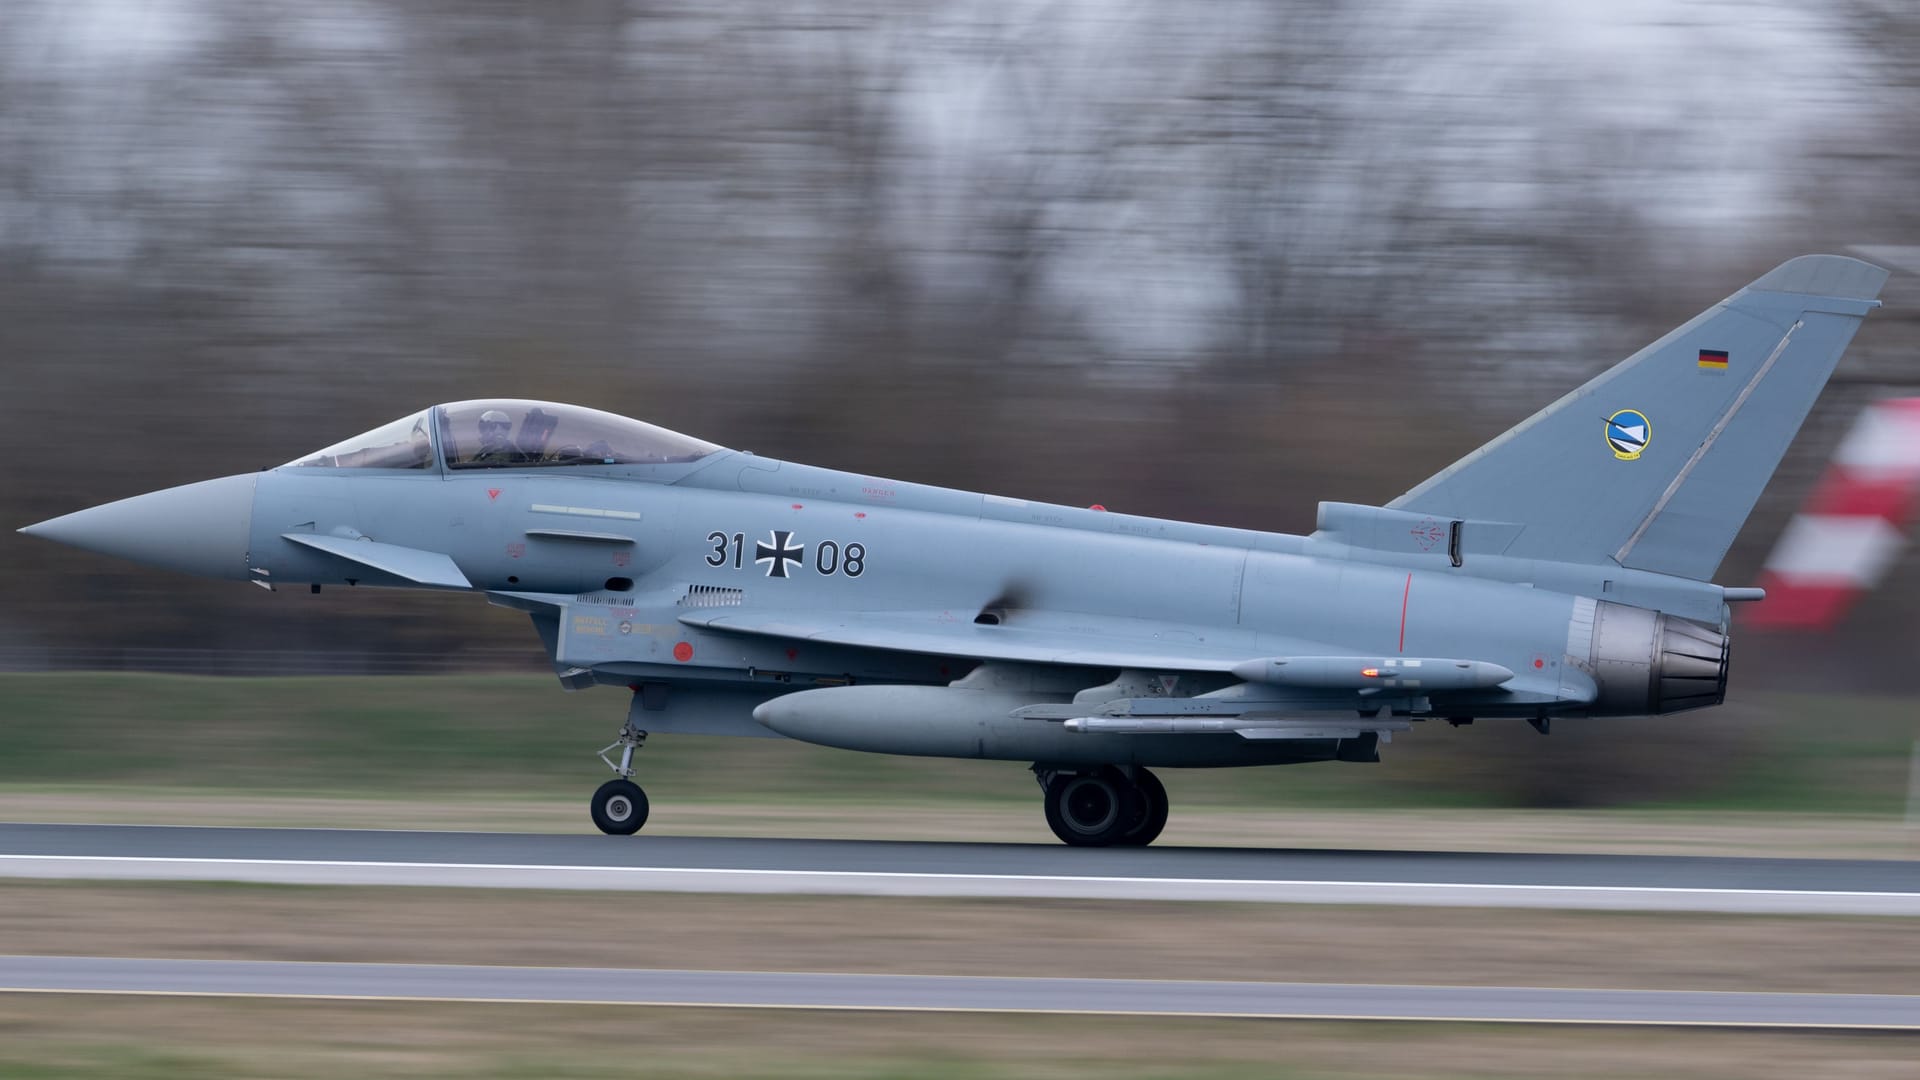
<box><xmin>20</xmin><ymin>255</ymin><xmax>1891</xmax><ymax>844</ymax></box>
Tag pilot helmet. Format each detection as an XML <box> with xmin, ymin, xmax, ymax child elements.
<box><xmin>479</xmin><ymin>409</ymin><xmax>511</xmax><ymax>431</ymax></box>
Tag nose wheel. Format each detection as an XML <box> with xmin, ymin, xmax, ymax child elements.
<box><xmin>1038</xmin><ymin>766</ymin><xmax>1170</xmax><ymax>847</ymax></box>
<box><xmin>590</xmin><ymin>778</ymin><xmax>649</xmax><ymax>835</ymax></box>
<box><xmin>591</xmin><ymin>723</ymin><xmax>650</xmax><ymax>835</ymax></box>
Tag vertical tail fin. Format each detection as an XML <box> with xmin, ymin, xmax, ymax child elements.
<box><xmin>1389</xmin><ymin>255</ymin><xmax>1889</xmax><ymax>581</ymax></box>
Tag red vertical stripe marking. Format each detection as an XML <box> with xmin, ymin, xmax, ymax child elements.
<box><xmin>1398</xmin><ymin>572</ymin><xmax>1412</xmax><ymax>653</ymax></box>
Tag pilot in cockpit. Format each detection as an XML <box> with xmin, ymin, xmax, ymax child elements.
<box><xmin>470</xmin><ymin>409</ymin><xmax>529</xmax><ymax>465</ymax></box>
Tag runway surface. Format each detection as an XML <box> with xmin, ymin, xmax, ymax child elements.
<box><xmin>3</xmin><ymin>823</ymin><xmax>1916</xmax><ymax>912</ymax></box>
<box><xmin>3</xmin><ymin>955</ymin><xmax>1916</xmax><ymax>1027</ymax></box>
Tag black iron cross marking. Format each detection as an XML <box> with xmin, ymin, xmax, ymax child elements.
<box><xmin>755</xmin><ymin>530</ymin><xmax>804</xmax><ymax>578</ymax></box>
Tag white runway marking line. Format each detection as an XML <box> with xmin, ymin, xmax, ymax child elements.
<box><xmin>1</xmin><ymin>959</ymin><xmax>1916</xmax><ymax>1029</ymax></box>
<box><xmin>1</xmin><ymin>854</ymin><xmax>1917</xmax><ymax>914</ymax></box>
<box><xmin>0</xmin><ymin>988</ymin><xmax>1914</xmax><ymax>1029</ymax></box>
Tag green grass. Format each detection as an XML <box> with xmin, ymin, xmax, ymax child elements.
<box><xmin>0</xmin><ymin>1046</ymin><xmax>1316</xmax><ymax>1080</ymax></box>
<box><xmin>0</xmin><ymin>673</ymin><xmax>1915</xmax><ymax>813</ymax></box>
<box><xmin>0</xmin><ymin>1005</ymin><xmax>1905</xmax><ymax>1080</ymax></box>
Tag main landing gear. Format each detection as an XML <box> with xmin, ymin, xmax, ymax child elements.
<box><xmin>1035</xmin><ymin>765</ymin><xmax>1170</xmax><ymax>847</ymax></box>
<box><xmin>591</xmin><ymin>723</ymin><xmax>651</xmax><ymax>835</ymax></box>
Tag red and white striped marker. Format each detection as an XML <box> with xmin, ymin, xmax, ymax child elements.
<box><xmin>1745</xmin><ymin>397</ymin><xmax>1920</xmax><ymax>630</ymax></box>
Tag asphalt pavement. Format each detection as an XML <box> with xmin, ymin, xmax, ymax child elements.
<box><xmin>2</xmin><ymin>823</ymin><xmax>1916</xmax><ymax>912</ymax></box>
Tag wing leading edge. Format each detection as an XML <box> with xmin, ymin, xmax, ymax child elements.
<box><xmin>677</xmin><ymin>608</ymin><xmax>1296</xmax><ymax>672</ymax></box>
<box><xmin>680</xmin><ymin>609</ymin><xmax>1531</xmax><ymax>693</ymax></box>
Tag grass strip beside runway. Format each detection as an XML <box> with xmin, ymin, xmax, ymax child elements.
<box><xmin>0</xmin><ymin>996</ymin><xmax>1914</xmax><ymax>1079</ymax></box>
<box><xmin>0</xmin><ymin>673</ymin><xmax>1915</xmax><ymax>819</ymax></box>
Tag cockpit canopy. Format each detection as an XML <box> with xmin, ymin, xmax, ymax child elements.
<box><xmin>437</xmin><ymin>400</ymin><xmax>720</xmax><ymax>469</ymax></box>
<box><xmin>285</xmin><ymin>400</ymin><xmax>723</xmax><ymax>471</ymax></box>
<box><xmin>288</xmin><ymin>409</ymin><xmax>435</xmax><ymax>470</ymax></box>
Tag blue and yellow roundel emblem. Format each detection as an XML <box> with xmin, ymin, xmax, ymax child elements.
<box><xmin>1605</xmin><ymin>410</ymin><xmax>1650</xmax><ymax>461</ymax></box>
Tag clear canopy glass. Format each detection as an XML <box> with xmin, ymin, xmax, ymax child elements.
<box><xmin>285</xmin><ymin>409</ymin><xmax>434</xmax><ymax>469</ymax></box>
<box><xmin>437</xmin><ymin>400</ymin><xmax>721</xmax><ymax>470</ymax></box>
<box><xmin>284</xmin><ymin>401</ymin><xmax>723</xmax><ymax>472</ymax></box>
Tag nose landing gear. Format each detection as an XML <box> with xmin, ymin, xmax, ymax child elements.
<box><xmin>591</xmin><ymin>723</ymin><xmax>650</xmax><ymax>835</ymax></box>
<box><xmin>590</xmin><ymin>778</ymin><xmax>649</xmax><ymax>835</ymax></box>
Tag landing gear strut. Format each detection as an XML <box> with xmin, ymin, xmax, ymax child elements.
<box><xmin>1036</xmin><ymin>765</ymin><xmax>1170</xmax><ymax>847</ymax></box>
<box><xmin>591</xmin><ymin>723</ymin><xmax>650</xmax><ymax>835</ymax></box>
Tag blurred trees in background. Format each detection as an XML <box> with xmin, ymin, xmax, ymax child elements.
<box><xmin>2</xmin><ymin>0</ymin><xmax>1916</xmax><ymax>695</ymax></box>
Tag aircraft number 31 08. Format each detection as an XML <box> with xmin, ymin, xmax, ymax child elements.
<box><xmin>706</xmin><ymin>529</ymin><xmax>866</xmax><ymax>579</ymax></box>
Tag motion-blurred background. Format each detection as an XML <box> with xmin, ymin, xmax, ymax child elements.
<box><xmin>3</xmin><ymin>0</ymin><xmax>1919</xmax><ymax>811</ymax></box>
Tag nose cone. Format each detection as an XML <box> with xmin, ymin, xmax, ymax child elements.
<box><xmin>19</xmin><ymin>473</ymin><xmax>258</xmax><ymax>580</ymax></box>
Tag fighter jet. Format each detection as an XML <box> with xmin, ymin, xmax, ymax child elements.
<box><xmin>19</xmin><ymin>255</ymin><xmax>1889</xmax><ymax>845</ymax></box>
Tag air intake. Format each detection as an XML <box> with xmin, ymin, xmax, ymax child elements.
<box><xmin>679</xmin><ymin>584</ymin><xmax>744</xmax><ymax>608</ymax></box>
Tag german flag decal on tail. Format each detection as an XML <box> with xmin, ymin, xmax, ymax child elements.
<box><xmin>1698</xmin><ymin>348</ymin><xmax>1729</xmax><ymax>372</ymax></box>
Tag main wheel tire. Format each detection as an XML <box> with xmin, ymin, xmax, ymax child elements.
<box><xmin>1115</xmin><ymin>767</ymin><xmax>1169</xmax><ymax>847</ymax></box>
<box><xmin>1043</xmin><ymin>770</ymin><xmax>1142</xmax><ymax>847</ymax></box>
<box><xmin>590</xmin><ymin>778</ymin><xmax>649</xmax><ymax>835</ymax></box>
